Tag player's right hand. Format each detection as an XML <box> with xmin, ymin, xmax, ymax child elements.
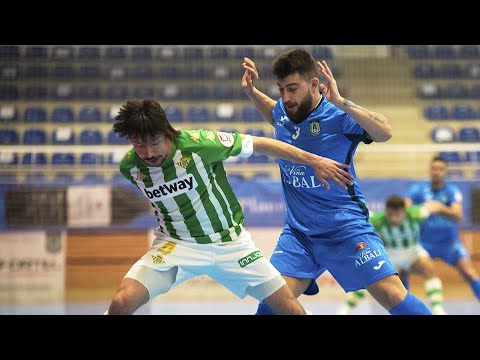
<box><xmin>241</xmin><ymin>57</ymin><xmax>259</xmax><ymax>95</ymax></box>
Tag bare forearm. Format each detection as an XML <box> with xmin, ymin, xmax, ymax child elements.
<box><xmin>335</xmin><ymin>98</ymin><xmax>392</xmax><ymax>142</ymax></box>
<box><xmin>439</xmin><ymin>203</ymin><xmax>463</xmax><ymax>222</ymax></box>
<box><xmin>246</xmin><ymin>88</ymin><xmax>277</xmax><ymax>127</ymax></box>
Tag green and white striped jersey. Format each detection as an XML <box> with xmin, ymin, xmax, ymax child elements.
<box><xmin>369</xmin><ymin>205</ymin><xmax>429</xmax><ymax>250</ymax></box>
<box><xmin>119</xmin><ymin>130</ymin><xmax>254</xmax><ymax>244</ymax></box>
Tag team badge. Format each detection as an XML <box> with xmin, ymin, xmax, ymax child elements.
<box><xmin>217</xmin><ymin>131</ymin><xmax>234</xmax><ymax>147</ymax></box>
<box><xmin>356</xmin><ymin>241</ymin><xmax>367</xmax><ymax>251</ymax></box>
<box><xmin>46</xmin><ymin>231</ymin><xmax>62</xmax><ymax>254</ymax></box>
<box><xmin>309</xmin><ymin>120</ymin><xmax>321</xmax><ymax>136</ymax></box>
<box><xmin>176</xmin><ymin>156</ymin><xmax>191</xmax><ymax>169</ymax></box>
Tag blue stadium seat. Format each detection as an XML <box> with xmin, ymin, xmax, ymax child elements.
<box><xmin>183</xmin><ymin>47</ymin><xmax>204</xmax><ymax>59</ymax></box>
<box><xmin>183</xmin><ymin>85</ymin><xmax>209</xmax><ymax>100</ymax></box>
<box><xmin>184</xmin><ymin>65</ymin><xmax>205</xmax><ymax>79</ymax></box>
<box><xmin>78</xmin><ymin>65</ymin><xmax>103</xmax><ymax>78</ymax></box>
<box><xmin>406</xmin><ymin>45</ymin><xmax>431</xmax><ymax>59</ymax></box>
<box><xmin>129</xmin><ymin>65</ymin><xmax>154</xmax><ymax>79</ymax></box>
<box><xmin>79</xmin><ymin>129</ymin><xmax>103</xmax><ymax>145</ymax></box>
<box><xmin>458</xmin><ymin>127</ymin><xmax>480</xmax><ymax>142</ymax></box>
<box><xmin>0</xmin><ymin>45</ymin><xmax>20</xmax><ymax>60</ymax></box>
<box><xmin>161</xmin><ymin>84</ymin><xmax>181</xmax><ymax>100</ymax></box>
<box><xmin>24</xmin><ymin>46</ymin><xmax>48</xmax><ymax>59</ymax></box>
<box><xmin>438</xmin><ymin>151</ymin><xmax>462</xmax><ymax>163</ymax></box>
<box><xmin>0</xmin><ymin>129</ymin><xmax>19</xmax><ymax>144</ymax></box>
<box><xmin>78</xmin><ymin>85</ymin><xmax>102</xmax><ymax>100</ymax></box>
<box><xmin>131</xmin><ymin>46</ymin><xmax>153</xmax><ymax>60</ymax></box>
<box><xmin>212</xmin><ymin>85</ymin><xmax>235</xmax><ymax>100</ymax></box>
<box><xmin>469</xmin><ymin>84</ymin><xmax>480</xmax><ymax>98</ymax></box>
<box><xmin>208</xmin><ymin>47</ymin><xmax>230</xmax><ymax>59</ymax></box>
<box><xmin>106</xmin><ymin>86</ymin><xmax>129</xmax><ymax>100</ymax></box>
<box><xmin>81</xmin><ymin>173</ymin><xmax>105</xmax><ymax>184</ymax></box>
<box><xmin>52</xmin><ymin>172</ymin><xmax>75</xmax><ymax>184</ymax></box>
<box><xmin>78</xmin><ymin>106</ymin><xmax>102</xmax><ymax>122</ymax></box>
<box><xmin>158</xmin><ymin>65</ymin><xmax>179</xmax><ymax>79</ymax></box>
<box><xmin>24</xmin><ymin>106</ymin><xmax>47</xmax><ymax>123</ymax></box>
<box><xmin>51</xmin><ymin>46</ymin><xmax>75</xmax><ymax>60</ymax></box>
<box><xmin>80</xmin><ymin>152</ymin><xmax>104</xmax><ymax>165</ymax></box>
<box><xmin>186</xmin><ymin>106</ymin><xmax>211</xmax><ymax>122</ymax></box>
<box><xmin>443</xmin><ymin>84</ymin><xmax>469</xmax><ymax>99</ymax></box>
<box><xmin>22</xmin><ymin>152</ymin><xmax>48</xmax><ymax>166</ymax></box>
<box><xmin>451</xmin><ymin>104</ymin><xmax>476</xmax><ymax>120</ymax></box>
<box><xmin>1</xmin><ymin>65</ymin><xmax>18</xmax><ymax>80</ymax></box>
<box><xmin>465</xmin><ymin>151</ymin><xmax>480</xmax><ymax>162</ymax></box>
<box><xmin>107</xmin><ymin>130</ymin><xmax>129</xmax><ymax>144</ymax></box>
<box><xmin>312</xmin><ymin>46</ymin><xmax>333</xmax><ymax>59</ymax></box>
<box><xmin>132</xmin><ymin>86</ymin><xmax>156</xmax><ymax>98</ymax></box>
<box><xmin>233</xmin><ymin>46</ymin><xmax>255</xmax><ymax>59</ymax></box>
<box><xmin>24</xmin><ymin>85</ymin><xmax>47</xmax><ymax>100</ymax></box>
<box><xmin>241</xmin><ymin>106</ymin><xmax>262</xmax><ymax>122</ymax></box>
<box><xmin>164</xmin><ymin>106</ymin><xmax>183</xmax><ymax>122</ymax></box>
<box><xmin>214</xmin><ymin>103</ymin><xmax>236</xmax><ymax>122</ymax></box>
<box><xmin>0</xmin><ymin>105</ymin><xmax>17</xmax><ymax>123</ymax></box>
<box><xmin>51</xmin><ymin>65</ymin><xmax>75</xmax><ymax>79</ymax></box>
<box><xmin>52</xmin><ymin>107</ymin><xmax>75</xmax><ymax>123</ymax></box>
<box><xmin>51</xmin><ymin>84</ymin><xmax>74</xmax><ymax>100</ymax></box>
<box><xmin>433</xmin><ymin>45</ymin><xmax>456</xmax><ymax>59</ymax></box>
<box><xmin>51</xmin><ymin>152</ymin><xmax>75</xmax><ymax>165</ymax></box>
<box><xmin>413</xmin><ymin>63</ymin><xmax>435</xmax><ymax>79</ymax></box>
<box><xmin>25</xmin><ymin>65</ymin><xmax>49</xmax><ymax>78</ymax></box>
<box><xmin>24</xmin><ymin>172</ymin><xmax>48</xmax><ymax>184</ymax></box>
<box><xmin>104</xmin><ymin>46</ymin><xmax>127</xmax><ymax>59</ymax></box>
<box><xmin>52</xmin><ymin>127</ymin><xmax>75</xmax><ymax>145</ymax></box>
<box><xmin>0</xmin><ymin>172</ymin><xmax>16</xmax><ymax>184</ymax></box>
<box><xmin>157</xmin><ymin>47</ymin><xmax>180</xmax><ymax>59</ymax></box>
<box><xmin>77</xmin><ymin>46</ymin><xmax>101</xmax><ymax>59</ymax></box>
<box><xmin>417</xmin><ymin>83</ymin><xmax>441</xmax><ymax>99</ymax></box>
<box><xmin>459</xmin><ymin>45</ymin><xmax>480</xmax><ymax>59</ymax></box>
<box><xmin>0</xmin><ymin>85</ymin><xmax>18</xmax><ymax>100</ymax></box>
<box><xmin>430</xmin><ymin>126</ymin><xmax>455</xmax><ymax>143</ymax></box>
<box><xmin>424</xmin><ymin>104</ymin><xmax>449</xmax><ymax>120</ymax></box>
<box><xmin>437</xmin><ymin>63</ymin><xmax>463</xmax><ymax>78</ymax></box>
<box><xmin>23</xmin><ymin>129</ymin><xmax>47</xmax><ymax>145</ymax></box>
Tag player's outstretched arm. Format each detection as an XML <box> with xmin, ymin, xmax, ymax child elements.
<box><xmin>252</xmin><ymin>136</ymin><xmax>354</xmax><ymax>190</ymax></box>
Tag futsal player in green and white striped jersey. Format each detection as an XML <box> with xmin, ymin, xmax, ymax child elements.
<box><xmin>337</xmin><ymin>194</ymin><xmax>447</xmax><ymax>315</ymax></box>
<box><xmin>103</xmin><ymin>98</ymin><xmax>354</xmax><ymax>315</ymax></box>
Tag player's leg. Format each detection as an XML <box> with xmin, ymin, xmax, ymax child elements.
<box><xmin>409</xmin><ymin>255</ymin><xmax>447</xmax><ymax>315</ymax></box>
<box><xmin>106</xmin><ymin>265</ymin><xmax>177</xmax><ymax>315</ymax></box>
<box><xmin>337</xmin><ymin>289</ymin><xmax>367</xmax><ymax>315</ymax></box>
<box><xmin>367</xmin><ymin>274</ymin><xmax>431</xmax><ymax>315</ymax></box>
<box><xmin>455</xmin><ymin>257</ymin><xmax>480</xmax><ymax>301</ymax></box>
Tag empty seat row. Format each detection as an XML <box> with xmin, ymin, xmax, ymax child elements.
<box><xmin>413</xmin><ymin>63</ymin><xmax>480</xmax><ymax>79</ymax></box>
<box><xmin>407</xmin><ymin>45</ymin><xmax>480</xmax><ymax>59</ymax></box>
<box><xmin>0</xmin><ymin>151</ymin><xmax>124</xmax><ymax>166</ymax></box>
<box><xmin>424</xmin><ymin>104</ymin><xmax>480</xmax><ymax>120</ymax></box>
<box><xmin>431</xmin><ymin>125</ymin><xmax>480</xmax><ymax>143</ymax></box>
<box><xmin>435</xmin><ymin>151</ymin><xmax>480</xmax><ymax>163</ymax></box>
<box><xmin>0</xmin><ymin>45</ymin><xmax>334</xmax><ymax>61</ymax></box>
<box><xmin>417</xmin><ymin>82</ymin><xmax>480</xmax><ymax>99</ymax></box>
<box><xmin>0</xmin><ymin>128</ymin><xmax>129</xmax><ymax>145</ymax></box>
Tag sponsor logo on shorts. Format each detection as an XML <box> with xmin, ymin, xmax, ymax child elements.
<box><xmin>238</xmin><ymin>250</ymin><xmax>263</xmax><ymax>268</ymax></box>
<box><xmin>373</xmin><ymin>260</ymin><xmax>386</xmax><ymax>270</ymax></box>
<box><xmin>354</xmin><ymin>247</ymin><xmax>382</xmax><ymax>268</ymax></box>
<box><xmin>356</xmin><ymin>242</ymin><xmax>367</xmax><ymax>251</ymax></box>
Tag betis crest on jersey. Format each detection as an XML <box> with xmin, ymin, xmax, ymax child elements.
<box><xmin>309</xmin><ymin>120</ymin><xmax>321</xmax><ymax>136</ymax></box>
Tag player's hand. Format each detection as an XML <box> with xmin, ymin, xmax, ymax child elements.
<box><xmin>241</xmin><ymin>57</ymin><xmax>259</xmax><ymax>96</ymax></box>
<box><xmin>312</xmin><ymin>157</ymin><xmax>354</xmax><ymax>190</ymax></box>
<box><xmin>317</xmin><ymin>60</ymin><xmax>342</xmax><ymax>104</ymax></box>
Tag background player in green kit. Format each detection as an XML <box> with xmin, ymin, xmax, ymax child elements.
<box><xmin>104</xmin><ymin>98</ymin><xmax>354</xmax><ymax>315</ymax></box>
<box><xmin>337</xmin><ymin>195</ymin><xmax>447</xmax><ymax>315</ymax></box>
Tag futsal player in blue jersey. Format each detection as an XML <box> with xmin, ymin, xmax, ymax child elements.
<box><xmin>241</xmin><ymin>48</ymin><xmax>432</xmax><ymax>315</ymax></box>
<box><xmin>406</xmin><ymin>155</ymin><xmax>480</xmax><ymax>301</ymax></box>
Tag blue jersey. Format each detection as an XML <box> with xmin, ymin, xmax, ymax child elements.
<box><xmin>407</xmin><ymin>181</ymin><xmax>463</xmax><ymax>245</ymax></box>
<box><xmin>273</xmin><ymin>96</ymin><xmax>373</xmax><ymax>236</ymax></box>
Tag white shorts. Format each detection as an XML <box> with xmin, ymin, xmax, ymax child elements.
<box><xmin>124</xmin><ymin>229</ymin><xmax>285</xmax><ymax>301</ymax></box>
<box><xmin>387</xmin><ymin>244</ymin><xmax>430</xmax><ymax>271</ymax></box>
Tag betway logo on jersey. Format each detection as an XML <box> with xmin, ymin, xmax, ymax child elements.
<box><xmin>282</xmin><ymin>165</ymin><xmax>325</xmax><ymax>188</ymax></box>
<box><xmin>143</xmin><ymin>174</ymin><xmax>196</xmax><ymax>200</ymax></box>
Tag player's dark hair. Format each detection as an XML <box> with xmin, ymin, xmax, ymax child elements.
<box><xmin>272</xmin><ymin>48</ymin><xmax>318</xmax><ymax>81</ymax></box>
<box><xmin>385</xmin><ymin>194</ymin><xmax>406</xmax><ymax>210</ymax></box>
<box><xmin>113</xmin><ymin>98</ymin><xmax>180</xmax><ymax>142</ymax></box>
<box><xmin>432</xmin><ymin>155</ymin><xmax>447</xmax><ymax>165</ymax></box>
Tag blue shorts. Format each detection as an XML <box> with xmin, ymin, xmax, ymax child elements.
<box><xmin>269</xmin><ymin>223</ymin><xmax>398</xmax><ymax>294</ymax></box>
<box><xmin>420</xmin><ymin>237</ymin><xmax>468</xmax><ymax>266</ymax></box>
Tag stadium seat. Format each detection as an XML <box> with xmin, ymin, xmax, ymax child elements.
<box><xmin>251</xmin><ymin>172</ymin><xmax>275</xmax><ymax>182</ymax></box>
<box><xmin>433</xmin><ymin>45</ymin><xmax>456</xmax><ymax>59</ymax></box>
<box><xmin>413</xmin><ymin>63</ymin><xmax>435</xmax><ymax>79</ymax></box>
<box><xmin>107</xmin><ymin>129</ymin><xmax>129</xmax><ymax>144</ymax></box>
<box><xmin>25</xmin><ymin>65</ymin><xmax>49</xmax><ymax>78</ymax></box>
<box><xmin>24</xmin><ymin>106</ymin><xmax>47</xmax><ymax>123</ymax></box>
<box><xmin>469</xmin><ymin>84</ymin><xmax>480</xmax><ymax>98</ymax></box>
<box><xmin>78</xmin><ymin>106</ymin><xmax>102</xmax><ymax>122</ymax></box>
<box><xmin>131</xmin><ymin>46</ymin><xmax>153</xmax><ymax>60</ymax></box>
<box><xmin>459</xmin><ymin>45</ymin><xmax>480</xmax><ymax>59</ymax></box>
<box><xmin>228</xmin><ymin>173</ymin><xmax>245</xmax><ymax>182</ymax></box>
<box><xmin>80</xmin><ymin>152</ymin><xmax>104</xmax><ymax>165</ymax></box>
<box><xmin>51</xmin><ymin>152</ymin><xmax>75</xmax><ymax>165</ymax></box>
<box><xmin>1</xmin><ymin>65</ymin><xmax>18</xmax><ymax>80</ymax></box>
<box><xmin>233</xmin><ymin>46</ymin><xmax>255</xmax><ymax>59</ymax></box>
<box><xmin>104</xmin><ymin>46</ymin><xmax>127</xmax><ymax>59</ymax></box>
<box><xmin>79</xmin><ymin>129</ymin><xmax>103</xmax><ymax>145</ymax></box>
<box><xmin>106</xmin><ymin>86</ymin><xmax>129</xmax><ymax>100</ymax></box>
<box><xmin>465</xmin><ymin>151</ymin><xmax>480</xmax><ymax>163</ymax></box>
<box><xmin>158</xmin><ymin>65</ymin><xmax>179</xmax><ymax>79</ymax></box>
<box><xmin>108</xmin><ymin>150</ymin><xmax>125</xmax><ymax>164</ymax></box>
<box><xmin>0</xmin><ymin>151</ymin><xmax>18</xmax><ymax>165</ymax></box>
<box><xmin>0</xmin><ymin>171</ymin><xmax>16</xmax><ymax>184</ymax></box>
<box><xmin>214</xmin><ymin>103</ymin><xmax>236</xmax><ymax>122</ymax></box>
<box><xmin>0</xmin><ymin>45</ymin><xmax>20</xmax><ymax>60</ymax></box>
<box><xmin>81</xmin><ymin>173</ymin><xmax>105</xmax><ymax>184</ymax></box>
<box><xmin>186</xmin><ymin>106</ymin><xmax>211</xmax><ymax>122</ymax></box>
<box><xmin>458</xmin><ymin>127</ymin><xmax>480</xmax><ymax>142</ymax></box>
<box><xmin>0</xmin><ymin>85</ymin><xmax>18</xmax><ymax>100</ymax></box>
<box><xmin>51</xmin><ymin>65</ymin><xmax>75</xmax><ymax>79</ymax></box>
<box><xmin>312</xmin><ymin>46</ymin><xmax>334</xmax><ymax>59</ymax></box>
<box><xmin>52</xmin><ymin>172</ymin><xmax>75</xmax><ymax>184</ymax></box>
<box><xmin>51</xmin><ymin>84</ymin><xmax>74</xmax><ymax>100</ymax></box>
<box><xmin>437</xmin><ymin>63</ymin><xmax>463</xmax><ymax>78</ymax></box>
<box><xmin>245</xmin><ymin>128</ymin><xmax>267</xmax><ymax>137</ymax></box>
<box><xmin>438</xmin><ymin>151</ymin><xmax>462</xmax><ymax>163</ymax></box>
<box><xmin>51</xmin><ymin>107</ymin><xmax>75</xmax><ymax>123</ymax></box>
<box><xmin>241</xmin><ymin>106</ymin><xmax>262</xmax><ymax>122</ymax></box>
<box><xmin>406</xmin><ymin>45</ymin><xmax>430</xmax><ymax>59</ymax></box>
<box><xmin>78</xmin><ymin>65</ymin><xmax>103</xmax><ymax>79</ymax></box>
<box><xmin>212</xmin><ymin>65</ymin><xmax>231</xmax><ymax>79</ymax></box>
<box><xmin>184</xmin><ymin>65</ymin><xmax>205</xmax><ymax>80</ymax></box>
<box><xmin>247</xmin><ymin>154</ymin><xmax>271</xmax><ymax>164</ymax></box>
<box><xmin>24</xmin><ymin>85</ymin><xmax>47</xmax><ymax>100</ymax></box>
<box><xmin>22</xmin><ymin>152</ymin><xmax>48</xmax><ymax>166</ymax></box>
<box><xmin>107</xmin><ymin>105</ymin><xmax>122</xmax><ymax>122</ymax></box>
<box><xmin>78</xmin><ymin>85</ymin><xmax>102</xmax><ymax>100</ymax></box>
<box><xmin>24</xmin><ymin>46</ymin><xmax>48</xmax><ymax>59</ymax></box>
<box><xmin>0</xmin><ymin>129</ymin><xmax>19</xmax><ymax>144</ymax></box>
<box><xmin>52</xmin><ymin>127</ymin><xmax>75</xmax><ymax>145</ymax></box>
<box><xmin>23</xmin><ymin>129</ymin><xmax>47</xmax><ymax>145</ymax></box>
<box><xmin>430</xmin><ymin>126</ymin><xmax>455</xmax><ymax>143</ymax></box>
<box><xmin>183</xmin><ymin>85</ymin><xmax>209</xmax><ymax>100</ymax></box>
<box><xmin>24</xmin><ymin>172</ymin><xmax>48</xmax><ymax>184</ymax></box>
<box><xmin>424</xmin><ymin>104</ymin><xmax>449</xmax><ymax>120</ymax></box>
<box><xmin>164</xmin><ymin>106</ymin><xmax>183</xmax><ymax>122</ymax></box>
<box><xmin>157</xmin><ymin>47</ymin><xmax>180</xmax><ymax>59</ymax></box>
<box><xmin>132</xmin><ymin>86</ymin><xmax>156</xmax><ymax>99</ymax></box>
<box><xmin>208</xmin><ymin>47</ymin><xmax>230</xmax><ymax>59</ymax></box>
<box><xmin>417</xmin><ymin>83</ymin><xmax>441</xmax><ymax>99</ymax></box>
<box><xmin>129</xmin><ymin>65</ymin><xmax>154</xmax><ymax>79</ymax></box>
<box><xmin>51</xmin><ymin>46</ymin><xmax>75</xmax><ymax>60</ymax></box>
<box><xmin>78</xmin><ymin>46</ymin><xmax>101</xmax><ymax>60</ymax></box>
<box><xmin>183</xmin><ymin>47</ymin><xmax>204</xmax><ymax>59</ymax></box>
<box><xmin>451</xmin><ymin>104</ymin><xmax>476</xmax><ymax>120</ymax></box>
<box><xmin>443</xmin><ymin>84</ymin><xmax>469</xmax><ymax>99</ymax></box>
<box><xmin>161</xmin><ymin>84</ymin><xmax>181</xmax><ymax>100</ymax></box>
<box><xmin>212</xmin><ymin>85</ymin><xmax>235</xmax><ymax>100</ymax></box>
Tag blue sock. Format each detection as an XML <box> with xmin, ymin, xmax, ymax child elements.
<box><xmin>255</xmin><ymin>302</ymin><xmax>276</xmax><ymax>315</ymax></box>
<box><xmin>389</xmin><ymin>292</ymin><xmax>432</xmax><ymax>315</ymax></box>
<box><xmin>470</xmin><ymin>279</ymin><xmax>480</xmax><ymax>301</ymax></box>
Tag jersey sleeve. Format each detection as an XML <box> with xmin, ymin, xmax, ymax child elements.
<box><xmin>407</xmin><ymin>183</ymin><xmax>423</xmax><ymax>204</ymax></box>
<box><xmin>341</xmin><ymin>114</ymin><xmax>372</xmax><ymax>144</ymax></box>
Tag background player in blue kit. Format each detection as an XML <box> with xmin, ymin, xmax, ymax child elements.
<box><xmin>241</xmin><ymin>48</ymin><xmax>432</xmax><ymax>315</ymax></box>
<box><xmin>406</xmin><ymin>155</ymin><xmax>480</xmax><ymax>302</ymax></box>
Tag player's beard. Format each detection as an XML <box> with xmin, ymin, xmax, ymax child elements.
<box><xmin>286</xmin><ymin>93</ymin><xmax>313</xmax><ymax>124</ymax></box>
